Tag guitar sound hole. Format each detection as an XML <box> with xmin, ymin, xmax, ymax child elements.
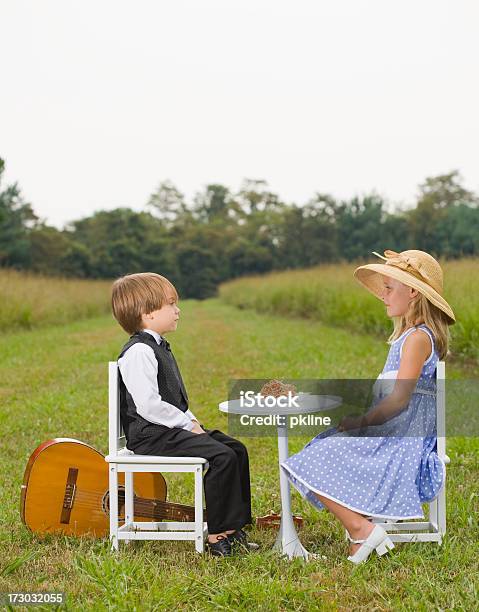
<box><xmin>102</xmin><ymin>486</ymin><xmax>128</xmax><ymax>518</ymax></box>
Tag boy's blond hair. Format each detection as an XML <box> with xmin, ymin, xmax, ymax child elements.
<box><xmin>111</xmin><ymin>272</ymin><xmax>178</xmax><ymax>335</ymax></box>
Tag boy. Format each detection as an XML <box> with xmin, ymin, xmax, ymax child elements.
<box><xmin>111</xmin><ymin>272</ymin><xmax>253</xmax><ymax>556</ymax></box>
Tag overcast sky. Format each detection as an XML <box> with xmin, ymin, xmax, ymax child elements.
<box><xmin>1</xmin><ymin>0</ymin><xmax>478</xmax><ymax>228</ymax></box>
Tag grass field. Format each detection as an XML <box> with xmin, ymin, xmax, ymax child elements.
<box><xmin>1</xmin><ymin>299</ymin><xmax>478</xmax><ymax>611</ymax></box>
<box><xmin>220</xmin><ymin>258</ymin><xmax>479</xmax><ymax>364</ymax></box>
<box><xmin>0</xmin><ymin>269</ymin><xmax>111</xmax><ymax>333</ymax></box>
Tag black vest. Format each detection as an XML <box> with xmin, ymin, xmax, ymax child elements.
<box><xmin>118</xmin><ymin>331</ymin><xmax>189</xmax><ymax>441</ymax></box>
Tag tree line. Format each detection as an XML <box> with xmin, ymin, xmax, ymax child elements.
<box><xmin>1</xmin><ymin>157</ymin><xmax>478</xmax><ymax>298</ymax></box>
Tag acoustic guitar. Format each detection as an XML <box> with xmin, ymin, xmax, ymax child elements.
<box><xmin>21</xmin><ymin>438</ymin><xmax>199</xmax><ymax>537</ymax></box>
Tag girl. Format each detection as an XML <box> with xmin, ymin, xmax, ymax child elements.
<box><xmin>282</xmin><ymin>249</ymin><xmax>455</xmax><ymax>563</ymax></box>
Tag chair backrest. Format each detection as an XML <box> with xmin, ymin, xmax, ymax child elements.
<box><xmin>108</xmin><ymin>361</ymin><xmax>127</xmax><ymax>456</ymax></box>
<box><xmin>436</xmin><ymin>360</ymin><xmax>446</xmax><ymax>460</ymax></box>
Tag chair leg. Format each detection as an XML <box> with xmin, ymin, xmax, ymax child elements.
<box><xmin>124</xmin><ymin>472</ymin><xmax>134</xmax><ymax>545</ymax></box>
<box><xmin>109</xmin><ymin>465</ymin><xmax>119</xmax><ymax>551</ymax></box>
<box><xmin>437</xmin><ymin>482</ymin><xmax>446</xmax><ymax>544</ymax></box>
<box><xmin>429</xmin><ymin>498</ymin><xmax>438</xmax><ymax>531</ymax></box>
<box><xmin>194</xmin><ymin>466</ymin><xmax>204</xmax><ymax>553</ymax></box>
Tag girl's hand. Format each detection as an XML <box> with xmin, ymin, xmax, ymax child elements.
<box><xmin>337</xmin><ymin>415</ymin><xmax>365</xmax><ymax>432</ymax></box>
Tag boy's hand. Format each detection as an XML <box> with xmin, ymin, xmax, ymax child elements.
<box><xmin>190</xmin><ymin>420</ymin><xmax>206</xmax><ymax>434</ymax></box>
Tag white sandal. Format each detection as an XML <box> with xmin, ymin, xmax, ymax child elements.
<box><xmin>347</xmin><ymin>525</ymin><xmax>395</xmax><ymax>564</ymax></box>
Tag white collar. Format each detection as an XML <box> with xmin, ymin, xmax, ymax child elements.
<box><xmin>142</xmin><ymin>328</ymin><xmax>164</xmax><ymax>345</ymax></box>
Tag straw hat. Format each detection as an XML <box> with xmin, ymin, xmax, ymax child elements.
<box><xmin>354</xmin><ymin>249</ymin><xmax>455</xmax><ymax>324</ymax></box>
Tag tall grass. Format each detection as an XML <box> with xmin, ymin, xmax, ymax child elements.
<box><xmin>220</xmin><ymin>259</ymin><xmax>479</xmax><ymax>363</ymax></box>
<box><xmin>0</xmin><ymin>269</ymin><xmax>111</xmax><ymax>332</ymax></box>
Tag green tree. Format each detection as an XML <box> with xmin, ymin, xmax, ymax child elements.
<box><xmin>301</xmin><ymin>193</ymin><xmax>339</xmax><ymax>265</ymax></box>
<box><xmin>236</xmin><ymin>179</ymin><xmax>282</xmax><ymax>214</ymax></box>
<box><xmin>147</xmin><ymin>180</ymin><xmax>189</xmax><ymax>227</ymax></box>
<box><xmin>29</xmin><ymin>225</ymin><xmax>73</xmax><ymax>274</ymax></box>
<box><xmin>409</xmin><ymin>171</ymin><xmax>478</xmax><ymax>254</ymax></box>
<box><xmin>379</xmin><ymin>212</ymin><xmax>412</xmax><ymax>254</ymax></box>
<box><xmin>434</xmin><ymin>204</ymin><xmax>479</xmax><ymax>257</ymax></box>
<box><xmin>226</xmin><ymin>238</ymin><xmax>273</xmax><ymax>277</ymax></box>
<box><xmin>59</xmin><ymin>242</ymin><xmax>93</xmax><ymax>278</ymax></box>
<box><xmin>335</xmin><ymin>195</ymin><xmax>385</xmax><ymax>260</ymax></box>
<box><xmin>0</xmin><ymin>158</ymin><xmax>37</xmax><ymax>268</ymax></box>
<box><xmin>175</xmin><ymin>243</ymin><xmax>219</xmax><ymax>299</ymax></box>
<box><xmin>194</xmin><ymin>184</ymin><xmax>238</xmax><ymax>222</ymax></box>
<box><xmin>140</xmin><ymin>238</ymin><xmax>179</xmax><ymax>279</ymax></box>
<box><xmin>69</xmin><ymin>208</ymin><xmax>167</xmax><ymax>278</ymax></box>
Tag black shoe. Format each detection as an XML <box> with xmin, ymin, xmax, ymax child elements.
<box><xmin>228</xmin><ymin>529</ymin><xmax>259</xmax><ymax>551</ymax></box>
<box><xmin>207</xmin><ymin>535</ymin><xmax>233</xmax><ymax>557</ymax></box>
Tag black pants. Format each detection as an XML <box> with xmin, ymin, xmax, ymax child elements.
<box><xmin>129</xmin><ymin>424</ymin><xmax>252</xmax><ymax>533</ymax></box>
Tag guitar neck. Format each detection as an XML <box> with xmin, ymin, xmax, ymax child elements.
<box><xmin>118</xmin><ymin>492</ymin><xmax>197</xmax><ymax>522</ymax></box>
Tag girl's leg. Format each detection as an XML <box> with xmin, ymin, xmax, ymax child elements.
<box><xmin>314</xmin><ymin>493</ymin><xmax>374</xmax><ymax>555</ymax></box>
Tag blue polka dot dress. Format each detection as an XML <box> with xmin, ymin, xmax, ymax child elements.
<box><xmin>281</xmin><ymin>324</ymin><xmax>445</xmax><ymax>519</ymax></box>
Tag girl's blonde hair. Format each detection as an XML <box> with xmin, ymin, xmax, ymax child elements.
<box><xmin>388</xmin><ymin>292</ymin><xmax>450</xmax><ymax>360</ymax></box>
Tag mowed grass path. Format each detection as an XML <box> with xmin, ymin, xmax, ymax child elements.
<box><xmin>1</xmin><ymin>300</ymin><xmax>478</xmax><ymax>610</ymax></box>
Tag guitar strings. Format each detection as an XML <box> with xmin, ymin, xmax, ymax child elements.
<box><xmin>55</xmin><ymin>488</ymin><xmax>197</xmax><ymax>519</ymax></box>
<box><xmin>74</xmin><ymin>489</ymin><xmax>195</xmax><ymax>513</ymax></box>
<box><xmin>53</xmin><ymin>495</ymin><xmax>193</xmax><ymax>520</ymax></box>
<box><xmin>32</xmin><ymin>485</ymin><xmax>197</xmax><ymax>519</ymax></box>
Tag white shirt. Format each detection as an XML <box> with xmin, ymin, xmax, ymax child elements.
<box><xmin>118</xmin><ymin>329</ymin><xmax>197</xmax><ymax>431</ymax></box>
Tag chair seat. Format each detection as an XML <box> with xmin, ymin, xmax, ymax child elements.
<box><xmin>105</xmin><ymin>453</ymin><xmax>207</xmax><ymax>465</ymax></box>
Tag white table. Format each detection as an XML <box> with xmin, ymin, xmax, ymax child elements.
<box><xmin>219</xmin><ymin>393</ymin><xmax>342</xmax><ymax>560</ymax></box>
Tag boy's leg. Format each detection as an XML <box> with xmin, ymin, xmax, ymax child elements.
<box><xmin>204</xmin><ymin>429</ymin><xmax>252</xmax><ymax>527</ymax></box>
<box><xmin>131</xmin><ymin>425</ymin><xmax>248</xmax><ymax>534</ymax></box>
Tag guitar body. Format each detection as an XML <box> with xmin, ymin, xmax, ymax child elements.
<box><xmin>21</xmin><ymin>438</ymin><xmax>170</xmax><ymax>537</ymax></box>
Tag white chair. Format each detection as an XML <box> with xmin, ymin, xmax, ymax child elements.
<box><xmin>105</xmin><ymin>361</ymin><xmax>208</xmax><ymax>552</ymax></box>
<box><xmin>372</xmin><ymin>360</ymin><xmax>450</xmax><ymax>544</ymax></box>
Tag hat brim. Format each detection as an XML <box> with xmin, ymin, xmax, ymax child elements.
<box><xmin>354</xmin><ymin>263</ymin><xmax>456</xmax><ymax>324</ymax></box>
